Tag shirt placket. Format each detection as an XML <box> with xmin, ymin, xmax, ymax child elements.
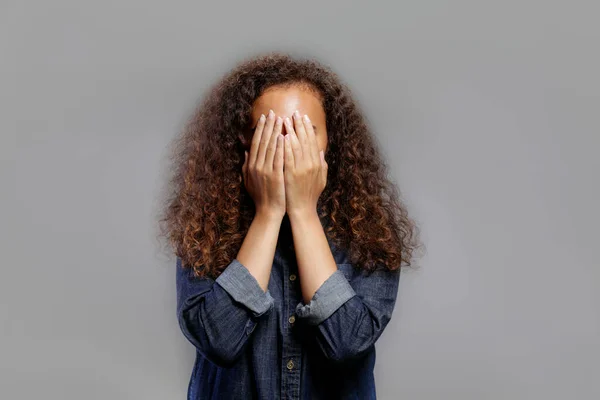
<box><xmin>280</xmin><ymin>256</ymin><xmax>302</xmax><ymax>400</ymax></box>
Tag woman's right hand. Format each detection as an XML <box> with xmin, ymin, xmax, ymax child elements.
<box><xmin>242</xmin><ymin>109</ymin><xmax>286</xmax><ymax>219</ymax></box>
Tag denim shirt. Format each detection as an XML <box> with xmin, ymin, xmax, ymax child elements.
<box><xmin>175</xmin><ymin>216</ymin><xmax>401</xmax><ymax>399</ymax></box>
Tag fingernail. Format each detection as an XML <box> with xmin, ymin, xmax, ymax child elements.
<box><xmin>303</xmin><ymin>114</ymin><xmax>310</xmax><ymax>122</ymax></box>
<box><xmin>285</xmin><ymin>117</ymin><xmax>291</xmax><ymax>124</ymax></box>
<box><xmin>268</xmin><ymin>109</ymin><xmax>274</xmax><ymax>117</ymax></box>
<box><xmin>260</xmin><ymin>114</ymin><xmax>265</xmax><ymax>121</ymax></box>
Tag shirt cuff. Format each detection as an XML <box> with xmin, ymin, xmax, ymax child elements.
<box><xmin>295</xmin><ymin>269</ymin><xmax>357</xmax><ymax>325</ymax></box>
<box><xmin>215</xmin><ymin>258</ymin><xmax>274</xmax><ymax>317</ymax></box>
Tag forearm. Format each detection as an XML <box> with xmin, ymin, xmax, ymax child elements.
<box><xmin>236</xmin><ymin>210</ymin><xmax>283</xmax><ymax>291</ymax></box>
<box><xmin>288</xmin><ymin>209</ymin><xmax>338</xmax><ymax>304</ymax></box>
<box><xmin>297</xmin><ymin>266</ymin><xmax>401</xmax><ymax>363</ymax></box>
<box><xmin>308</xmin><ymin>295</ymin><xmax>389</xmax><ymax>363</ymax></box>
<box><xmin>177</xmin><ymin>257</ymin><xmax>275</xmax><ymax>367</ymax></box>
<box><xmin>179</xmin><ymin>278</ymin><xmax>264</xmax><ymax>366</ymax></box>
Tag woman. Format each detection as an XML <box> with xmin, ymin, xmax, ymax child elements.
<box><xmin>159</xmin><ymin>52</ymin><xmax>418</xmax><ymax>399</ymax></box>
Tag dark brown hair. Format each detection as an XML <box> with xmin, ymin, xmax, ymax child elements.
<box><xmin>158</xmin><ymin>51</ymin><xmax>420</xmax><ymax>279</ymax></box>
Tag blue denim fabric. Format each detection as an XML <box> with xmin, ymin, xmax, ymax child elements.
<box><xmin>176</xmin><ymin>217</ymin><xmax>401</xmax><ymax>399</ymax></box>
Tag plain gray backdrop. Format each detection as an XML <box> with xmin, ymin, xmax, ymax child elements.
<box><xmin>1</xmin><ymin>1</ymin><xmax>599</xmax><ymax>399</ymax></box>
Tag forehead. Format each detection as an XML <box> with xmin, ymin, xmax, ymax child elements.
<box><xmin>251</xmin><ymin>85</ymin><xmax>325</xmax><ymax>121</ymax></box>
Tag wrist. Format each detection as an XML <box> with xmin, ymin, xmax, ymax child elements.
<box><xmin>287</xmin><ymin>207</ymin><xmax>319</xmax><ymax>222</ymax></box>
<box><xmin>255</xmin><ymin>208</ymin><xmax>285</xmax><ymax>224</ymax></box>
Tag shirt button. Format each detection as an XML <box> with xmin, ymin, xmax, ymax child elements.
<box><xmin>288</xmin><ymin>315</ymin><xmax>296</xmax><ymax>324</ymax></box>
<box><xmin>287</xmin><ymin>359</ymin><xmax>294</xmax><ymax>370</ymax></box>
<box><xmin>289</xmin><ymin>274</ymin><xmax>297</xmax><ymax>281</ymax></box>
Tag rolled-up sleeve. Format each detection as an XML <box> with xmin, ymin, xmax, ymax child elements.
<box><xmin>294</xmin><ymin>269</ymin><xmax>357</xmax><ymax>325</ymax></box>
<box><xmin>176</xmin><ymin>257</ymin><xmax>274</xmax><ymax>367</ymax></box>
<box><xmin>215</xmin><ymin>258</ymin><xmax>274</xmax><ymax>316</ymax></box>
<box><xmin>295</xmin><ymin>264</ymin><xmax>401</xmax><ymax>364</ymax></box>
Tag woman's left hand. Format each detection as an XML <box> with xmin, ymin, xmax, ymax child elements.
<box><xmin>283</xmin><ymin>110</ymin><xmax>327</xmax><ymax>217</ymax></box>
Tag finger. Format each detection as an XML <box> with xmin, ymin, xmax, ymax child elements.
<box><xmin>257</xmin><ymin>110</ymin><xmax>276</xmax><ymax>167</ymax></box>
<box><xmin>249</xmin><ymin>113</ymin><xmax>266</xmax><ymax>166</ymax></box>
<box><xmin>265</xmin><ymin>117</ymin><xmax>283</xmax><ymax>170</ymax></box>
<box><xmin>320</xmin><ymin>150</ymin><xmax>328</xmax><ymax>187</ymax></box>
<box><xmin>284</xmin><ymin>117</ymin><xmax>302</xmax><ymax>168</ymax></box>
<box><xmin>293</xmin><ymin>110</ymin><xmax>309</xmax><ymax>160</ymax></box>
<box><xmin>274</xmin><ymin>134</ymin><xmax>284</xmax><ymax>175</ymax></box>
<box><xmin>302</xmin><ymin>114</ymin><xmax>319</xmax><ymax>166</ymax></box>
<box><xmin>284</xmin><ymin>134</ymin><xmax>294</xmax><ymax>174</ymax></box>
<box><xmin>320</xmin><ymin>150</ymin><xmax>328</xmax><ymax>171</ymax></box>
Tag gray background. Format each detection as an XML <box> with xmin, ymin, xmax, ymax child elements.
<box><xmin>1</xmin><ymin>1</ymin><xmax>598</xmax><ymax>399</ymax></box>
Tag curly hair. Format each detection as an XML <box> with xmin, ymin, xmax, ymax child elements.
<box><xmin>158</xmin><ymin>51</ymin><xmax>420</xmax><ymax>279</ymax></box>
